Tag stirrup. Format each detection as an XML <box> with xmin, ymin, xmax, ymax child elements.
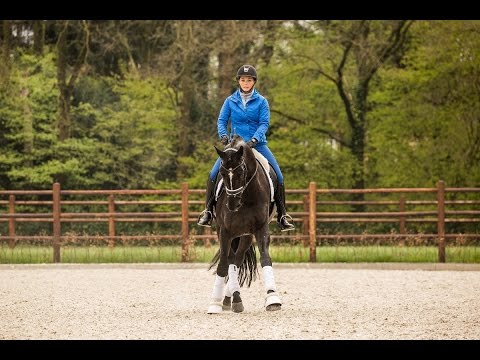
<box><xmin>278</xmin><ymin>214</ymin><xmax>295</xmax><ymax>232</ymax></box>
<box><xmin>197</xmin><ymin>209</ymin><xmax>213</xmax><ymax>227</ymax></box>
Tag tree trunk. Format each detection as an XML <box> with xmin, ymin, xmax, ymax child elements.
<box><xmin>179</xmin><ymin>72</ymin><xmax>193</xmax><ymax>158</ymax></box>
<box><xmin>33</xmin><ymin>20</ymin><xmax>45</xmax><ymax>56</ymax></box>
<box><xmin>21</xmin><ymin>87</ymin><xmax>34</xmax><ymax>167</ymax></box>
<box><xmin>55</xmin><ymin>20</ymin><xmax>89</xmax><ymax>143</ymax></box>
<box><xmin>56</xmin><ymin>21</ymin><xmax>71</xmax><ymax>142</ymax></box>
<box><xmin>0</xmin><ymin>20</ymin><xmax>12</xmax><ymax>87</ymax></box>
<box><xmin>1</xmin><ymin>20</ymin><xmax>11</xmax><ymax>55</ymax></box>
<box><xmin>258</xmin><ymin>20</ymin><xmax>280</xmax><ymax>66</ymax></box>
<box><xmin>217</xmin><ymin>51</ymin><xmax>236</xmax><ymax>108</ymax></box>
<box><xmin>349</xmin><ymin>78</ymin><xmax>370</xmax><ymax>211</ymax></box>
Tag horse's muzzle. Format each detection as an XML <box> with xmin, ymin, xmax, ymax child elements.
<box><xmin>227</xmin><ymin>198</ymin><xmax>242</xmax><ymax>212</ymax></box>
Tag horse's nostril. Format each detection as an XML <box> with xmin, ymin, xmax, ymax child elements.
<box><xmin>227</xmin><ymin>200</ymin><xmax>242</xmax><ymax>212</ymax></box>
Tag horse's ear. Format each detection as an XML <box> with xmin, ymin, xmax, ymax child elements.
<box><xmin>237</xmin><ymin>145</ymin><xmax>244</xmax><ymax>157</ymax></box>
<box><xmin>214</xmin><ymin>145</ymin><xmax>224</xmax><ymax>158</ymax></box>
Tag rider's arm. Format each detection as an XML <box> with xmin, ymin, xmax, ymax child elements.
<box><xmin>252</xmin><ymin>98</ymin><xmax>270</xmax><ymax>143</ymax></box>
<box><xmin>217</xmin><ymin>98</ymin><xmax>231</xmax><ymax>139</ymax></box>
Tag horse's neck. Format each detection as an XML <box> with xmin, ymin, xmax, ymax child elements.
<box><xmin>245</xmin><ymin>155</ymin><xmax>258</xmax><ymax>180</ymax></box>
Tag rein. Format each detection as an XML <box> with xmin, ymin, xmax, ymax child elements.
<box><xmin>221</xmin><ymin>153</ymin><xmax>258</xmax><ymax>198</ymax></box>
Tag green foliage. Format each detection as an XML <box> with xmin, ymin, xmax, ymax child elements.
<box><xmin>0</xmin><ymin>51</ymin><xmax>59</xmax><ymax>189</ymax></box>
<box><xmin>368</xmin><ymin>21</ymin><xmax>480</xmax><ymax>187</ymax></box>
<box><xmin>82</xmin><ymin>74</ymin><xmax>178</xmax><ymax>189</ymax></box>
<box><xmin>1</xmin><ymin>20</ymin><xmax>480</xmax><ymax>193</ymax></box>
<box><xmin>262</xmin><ymin>32</ymin><xmax>357</xmax><ymax>189</ymax></box>
<box><xmin>182</xmin><ymin>139</ymin><xmax>220</xmax><ymax>187</ymax></box>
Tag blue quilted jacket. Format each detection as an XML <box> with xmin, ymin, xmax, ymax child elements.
<box><xmin>217</xmin><ymin>88</ymin><xmax>269</xmax><ymax>145</ymax></box>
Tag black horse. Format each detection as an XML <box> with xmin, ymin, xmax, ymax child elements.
<box><xmin>207</xmin><ymin>135</ymin><xmax>282</xmax><ymax>313</ymax></box>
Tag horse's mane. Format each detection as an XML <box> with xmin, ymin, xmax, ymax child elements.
<box><xmin>225</xmin><ymin>134</ymin><xmax>245</xmax><ymax>149</ymax></box>
<box><xmin>225</xmin><ymin>135</ymin><xmax>255</xmax><ymax>163</ymax></box>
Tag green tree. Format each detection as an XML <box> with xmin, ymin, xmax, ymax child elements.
<box><xmin>83</xmin><ymin>73</ymin><xmax>178</xmax><ymax>189</ymax></box>
<box><xmin>368</xmin><ymin>20</ymin><xmax>480</xmax><ymax>187</ymax></box>
<box><xmin>268</xmin><ymin>20</ymin><xmax>414</xmax><ymax>199</ymax></box>
<box><xmin>0</xmin><ymin>51</ymin><xmax>60</xmax><ymax>188</ymax></box>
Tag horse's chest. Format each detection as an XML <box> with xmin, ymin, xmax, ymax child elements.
<box><xmin>220</xmin><ymin>212</ymin><xmax>258</xmax><ymax>233</ymax></box>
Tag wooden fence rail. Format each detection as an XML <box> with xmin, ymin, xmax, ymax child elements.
<box><xmin>1</xmin><ymin>181</ymin><xmax>479</xmax><ymax>263</ymax></box>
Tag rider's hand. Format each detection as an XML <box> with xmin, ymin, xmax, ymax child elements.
<box><xmin>220</xmin><ymin>136</ymin><xmax>229</xmax><ymax>145</ymax></box>
<box><xmin>246</xmin><ymin>138</ymin><xmax>258</xmax><ymax>148</ymax></box>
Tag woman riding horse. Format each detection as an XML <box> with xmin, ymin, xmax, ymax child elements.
<box><xmin>207</xmin><ymin>135</ymin><xmax>282</xmax><ymax>313</ymax></box>
<box><xmin>197</xmin><ymin>64</ymin><xmax>295</xmax><ymax>231</ymax></box>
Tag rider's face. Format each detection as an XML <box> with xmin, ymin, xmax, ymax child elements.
<box><xmin>238</xmin><ymin>76</ymin><xmax>255</xmax><ymax>92</ymax></box>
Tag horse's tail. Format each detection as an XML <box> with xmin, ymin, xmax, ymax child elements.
<box><xmin>238</xmin><ymin>241</ymin><xmax>258</xmax><ymax>287</ymax></box>
<box><xmin>208</xmin><ymin>249</ymin><xmax>221</xmax><ymax>271</ymax></box>
<box><xmin>208</xmin><ymin>237</ymin><xmax>258</xmax><ymax>288</ymax></box>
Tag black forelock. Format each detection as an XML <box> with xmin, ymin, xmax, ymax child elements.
<box><xmin>229</xmin><ymin>134</ymin><xmax>247</xmax><ymax>149</ymax></box>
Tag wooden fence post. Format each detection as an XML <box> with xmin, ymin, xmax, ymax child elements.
<box><xmin>108</xmin><ymin>195</ymin><xmax>115</xmax><ymax>248</ymax></box>
<box><xmin>399</xmin><ymin>195</ymin><xmax>406</xmax><ymax>246</ymax></box>
<box><xmin>181</xmin><ymin>182</ymin><xmax>190</xmax><ymax>262</ymax></box>
<box><xmin>52</xmin><ymin>182</ymin><xmax>61</xmax><ymax>263</ymax></box>
<box><xmin>302</xmin><ymin>195</ymin><xmax>309</xmax><ymax>247</ymax></box>
<box><xmin>437</xmin><ymin>180</ymin><xmax>446</xmax><ymax>263</ymax></box>
<box><xmin>8</xmin><ymin>195</ymin><xmax>15</xmax><ymax>249</ymax></box>
<box><xmin>204</xmin><ymin>226</ymin><xmax>212</xmax><ymax>248</ymax></box>
<box><xmin>309</xmin><ymin>182</ymin><xmax>317</xmax><ymax>262</ymax></box>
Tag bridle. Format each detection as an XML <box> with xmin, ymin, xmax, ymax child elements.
<box><xmin>221</xmin><ymin>148</ymin><xmax>258</xmax><ymax>199</ymax></box>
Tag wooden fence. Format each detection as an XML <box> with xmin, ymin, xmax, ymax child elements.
<box><xmin>1</xmin><ymin>181</ymin><xmax>479</xmax><ymax>263</ymax></box>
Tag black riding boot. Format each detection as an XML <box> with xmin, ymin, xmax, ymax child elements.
<box><xmin>197</xmin><ymin>178</ymin><xmax>216</xmax><ymax>227</ymax></box>
<box><xmin>275</xmin><ymin>183</ymin><xmax>295</xmax><ymax>232</ymax></box>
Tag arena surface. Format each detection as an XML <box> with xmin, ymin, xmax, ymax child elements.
<box><xmin>1</xmin><ymin>263</ymin><xmax>479</xmax><ymax>340</ymax></box>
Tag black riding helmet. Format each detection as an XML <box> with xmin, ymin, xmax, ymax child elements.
<box><xmin>236</xmin><ymin>65</ymin><xmax>257</xmax><ymax>81</ymax></box>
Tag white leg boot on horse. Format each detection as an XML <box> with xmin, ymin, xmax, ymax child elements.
<box><xmin>262</xmin><ymin>265</ymin><xmax>282</xmax><ymax>311</ymax></box>
<box><xmin>207</xmin><ymin>274</ymin><xmax>225</xmax><ymax>314</ymax></box>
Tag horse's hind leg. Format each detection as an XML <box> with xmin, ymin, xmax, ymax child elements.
<box><xmin>228</xmin><ymin>263</ymin><xmax>244</xmax><ymax>313</ymax></box>
<box><xmin>228</xmin><ymin>236</ymin><xmax>253</xmax><ymax>313</ymax></box>
<box><xmin>256</xmin><ymin>226</ymin><xmax>282</xmax><ymax>311</ymax></box>
<box><xmin>222</xmin><ymin>293</ymin><xmax>232</xmax><ymax>310</ymax></box>
<box><xmin>231</xmin><ymin>291</ymin><xmax>244</xmax><ymax>313</ymax></box>
<box><xmin>222</xmin><ymin>245</ymin><xmax>237</xmax><ymax>311</ymax></box>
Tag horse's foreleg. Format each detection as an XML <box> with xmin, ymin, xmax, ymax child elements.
<box><xmin>262</xmin><ymin>265</ymin><xmax>282</xmax><ymax>311</ymax></box>
<box><xmin>207</xmin><ymin>229</ymin><xmax>231</xmax><ymax>314</ymax></box>
<box><xmin>207</xmin><ymin>274</ymin><xmax>226</xmax><ymax>314</ymax></box>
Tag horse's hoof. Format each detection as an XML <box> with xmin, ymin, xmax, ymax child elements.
<box><xmin>266</xmin><ymin>303</ymin><xmax>282</xmax><ymax>311</ymax></box>
<box><xmin>222</xmin><ymin>296</ymin><xmax>232</xmax><ymax>311</ymax></box>
<box><xmin>207</xmin><ymin>301</ymin><xmax>223</xmax><ymax>314</ymax></box>
<box><xmin>232</xmin><ymin>302</ymin><xmax>244</xmax><ymax>313</ymax></box>
<box><xmin>232</xmin><ymin>291</ymin><xmax>244</xmax><ymax>312</ymax></box>
<box><xmin>265</xmin><ymin>291</ymin><xmax>282</xmax><ymax>311</ymax></box>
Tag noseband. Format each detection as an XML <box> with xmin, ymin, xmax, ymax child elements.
<box><xmin>221</xmin><ymin>148</ymin><xmax>258</xmax><ymax>199</ymax></box>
